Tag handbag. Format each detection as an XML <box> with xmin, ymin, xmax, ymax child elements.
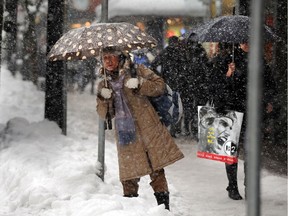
<box><xmin>197</xmin><ymin>105</ymin><xmax>244</xmax><ymax>164</ymax></box>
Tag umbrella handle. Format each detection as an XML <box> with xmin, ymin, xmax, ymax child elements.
<box><xmin>232</xmin><ymin>43</ymin><xmax>235</xmax><ymax>63</ymax></box>
<box><xmin>230</xmin><ymin>43</ymin><xmax>235</xmax><ymax>79</ymax></box>
<box><xmin>99</xmin><ymin>48</ymin><xmax>108</xmax><ymax>88</ymax></box>
<box><xmin>103</xmin><ymin>68</ymin><xmax>108</xmax><ymax>88</ymax></box>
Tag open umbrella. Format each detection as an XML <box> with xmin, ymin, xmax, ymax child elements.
<box><xmin>47</xmin><ymin>22</ymin><xmax>158</xmax><ymax>133</ymax></box>
<box><xmin>47</xmin><ymin>22</ymin><xmax>157</xmax><ymax>61</ymax></box>
<box><xmin>186</xmin><ymin>15</ymin><xmax>278</xmax><ymax>43</ymax></box>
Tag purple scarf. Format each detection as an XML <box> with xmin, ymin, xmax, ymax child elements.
<box><xmin>110</xmin><ymin>74</ymin><xmax>136</xmax><ymax>145</ymax></box>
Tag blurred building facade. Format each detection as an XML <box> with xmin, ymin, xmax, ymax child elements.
<box><xmin>93</xmin><ymin>0</ymin><xmax>210</xmax><ymax>49</ymax></box>
<box><xmin>66</xmin><ymin>0</ymin><xmax>101</xmax><ymax>30</ymax></box>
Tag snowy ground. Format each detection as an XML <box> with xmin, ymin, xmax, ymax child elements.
<box><xmin>0</xmin><ymin>65</ymin><xmax>287</xmax><ymax>216</ymax></box>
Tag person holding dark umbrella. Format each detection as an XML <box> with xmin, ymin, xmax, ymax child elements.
<box><xmin>185</xmin><ymin>14</ymin><xmax>278</xmax><ymax>201</ymax></box>
<box><xmin>96</xmin><ymin>47</ymin><xmax>184</xmax><ymax>210</ymax></box>
<box><xmin>208</xmin><ymin>42</ymin><xmax>276</xmax><ymax>200</ymax></box>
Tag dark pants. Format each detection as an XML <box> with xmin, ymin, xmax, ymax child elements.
<box><xmin>182</xmin><ymin>101</ymin><xmax>194</xmax><ymax>135</ymax></box>
<box><xmin>170</xmin><ymin>120</ymin><xmax>182</xmax><ymax>137</ymax></box>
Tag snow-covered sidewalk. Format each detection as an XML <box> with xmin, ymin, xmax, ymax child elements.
<box><xmin>0</xmin><ymin>66</ymin><xmax>287</xmax><ymax>216</ymax></box>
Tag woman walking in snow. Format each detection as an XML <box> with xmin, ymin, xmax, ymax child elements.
<box><xmin>96</xmin><ymin>47</ymin><xmax>184</xmax><ymax>210</ymax></box>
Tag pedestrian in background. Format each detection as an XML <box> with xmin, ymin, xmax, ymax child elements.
<box><xmin>180</xmin><ymin>40</ymin><xmax>210</xmax><ymax>138</ymax></box>
<box><xmin>150</xmin><ymin>36</ymin><xmax>184</xmax><ymax>137</ymax></box>
<box><xmin>208</xmin><ymin>42</ymin><xmax>276</xmax><ymax>200</ymax></box>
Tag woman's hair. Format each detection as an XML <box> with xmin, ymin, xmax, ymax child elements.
<box><xmin>102</xmin><ymin>47</ymin><xmax>122</xmax><ymax>55</ymax></box>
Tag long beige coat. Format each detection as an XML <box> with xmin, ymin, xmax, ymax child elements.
<box><xmin>97</xmin><ymin>64</ymin><xmax>184</xmax><ymax>181</ymax></box>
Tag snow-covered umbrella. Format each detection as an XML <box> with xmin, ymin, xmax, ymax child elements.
<box><xmin>47</xmin><ymin>22</ymin><xmax>157</xmax><ymax>61</ymax></box>
<box><xmin>186</xmin><ymin>15</ymin><xmax>278</xmax><ymax>43</ymax></box>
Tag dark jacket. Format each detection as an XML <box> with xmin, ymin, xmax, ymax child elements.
<box><xmin>150</xmin><ymin>45</ymin><xmax>183</xmax><ymax>91</ymax></box>
<box><xmin>209</xmin><ymin>50</ymin><xmax>276</xmax><ymax>114</ymax></box>
<box><xmin>182</xmin><ymin>43</ymin><xmax>210</xmax><ymax>106</ymax></box>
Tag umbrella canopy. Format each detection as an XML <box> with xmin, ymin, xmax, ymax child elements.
<box><xmin>186</xmin><ymin>15</ymin><xmax>278</xmax><ymax>43</ymax></box>
<box><xmin>48</xmin><ymin>22</ymin><xmax>157</xmax><ymax>61</ymax></box>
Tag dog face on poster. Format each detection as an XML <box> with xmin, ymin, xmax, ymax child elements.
<box><xmin>198</xmin><ymin>106</ymin><xmax>241</xmax><ymax>156</ymax></box>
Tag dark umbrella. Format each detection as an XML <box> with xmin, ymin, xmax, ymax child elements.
<box><xmin>187</xmin><ymin>15</ymin><xmax>278</xmax><ymax>43</ymax></box>
<box><xmin>48</xmin><ymin>22</ymin><xmax>157</xmax><ymax>61</ymax></box>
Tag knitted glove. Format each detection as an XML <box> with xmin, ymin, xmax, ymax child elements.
<box><xmin>125</xmin><ymin>78</ymin><xmax>139</xmax><ymax>89</ymax></box>
<box><xmin>100</xmin><ymin>88</ymin><xmax>112</xmax><ymax>99</ymax></box>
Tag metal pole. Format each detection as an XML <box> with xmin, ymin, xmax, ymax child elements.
<box><xmin>97</xmin><ymin>0</ymin><xmax>108</xmax><ymax>182</ymax></box>
<box><xmin>101</xmin><ymin>0</ymin><xmax>108</xmax><ymax>23</ymax></box>
<box><xmin>97</xmin><ymin>118</ymin><xmax>105</xmax><ymax>181</ymax></box>
<box><xmin>247</xmin><ymin>0</ymin><xmax>264</xmax><ymax>215</ymax></box>
<box><xmin>0</xmin><ymin>0</ymin><xmax>3</xmax><ymax>83</ymax></box>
